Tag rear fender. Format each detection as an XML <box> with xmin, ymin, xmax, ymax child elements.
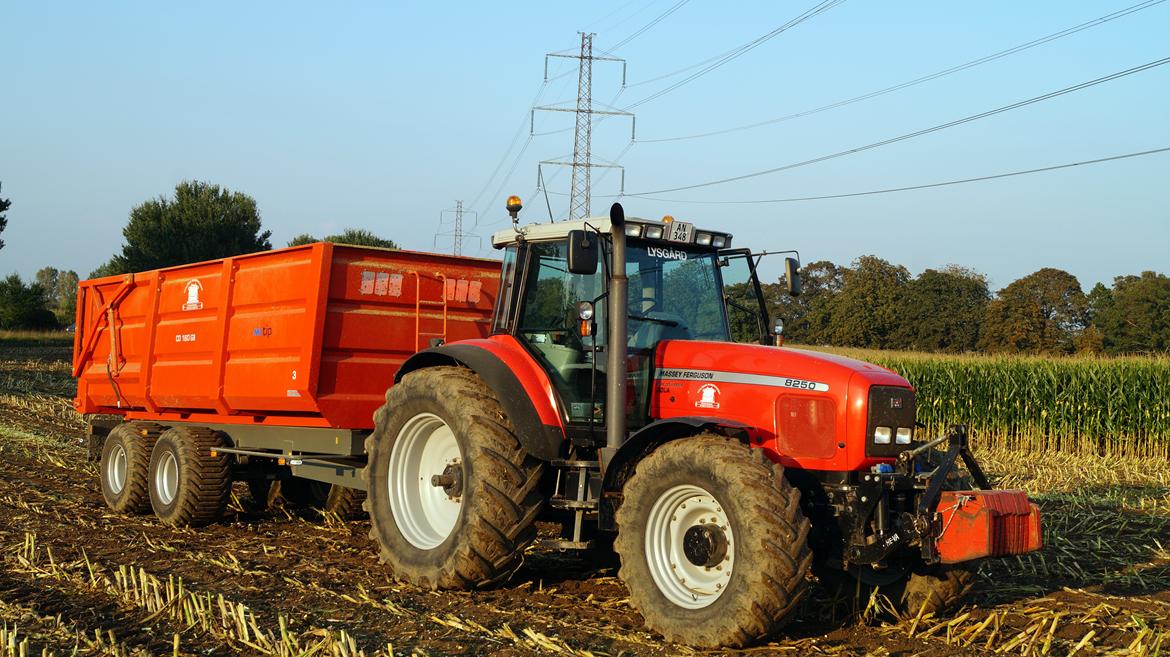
<box><xmin>395</xmin><ymin>340</ymin><xmax>566</xmax><ymax>461</ymax></box>
<box><xmin>598</xmin><ymin>417</ymin><xmax>751</xmax><ymax>530</ymax></box>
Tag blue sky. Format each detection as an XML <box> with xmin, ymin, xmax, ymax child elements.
<box><xmin>1</xmin><ymin>1</ymin><xmax>1167</xmax><ymax>291</ymax></box>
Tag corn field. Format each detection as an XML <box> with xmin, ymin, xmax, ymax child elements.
<box><xmin>808</xmin><ymin>348</ymin><xmax>1170</xmax><ymax>458</ymax></box>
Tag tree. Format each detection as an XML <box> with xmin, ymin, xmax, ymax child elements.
<box><xmin>99</xmin><ymin>181</ymin><xmax>271</xmax><ymax>274</ymax></box>
<box><xmin>765</xmin><ymin>260</ymin><xmax>843</xmax><ymax>345</ymax></box>
<box><xmin>979</xmin><ymin>268</ymin><xmax>1088</xmax><ymax>355</ymax></box>
<box><xmin>891</xmin><ymin>265</ymin><xmax>990</xmax><ymax>352</ymax></box>
<box><xmin>0</xmin><ymin>182</ymin><xmax>10</xmax><ymax>252</ymax></box>
<box><xmin>823</xmin><ymin>256</ymin><xmax>911</xmax><ymax>349</ymax></box>
<box><xmin>286</xmin><ymin>229</ymin><xmax>398</xmax><ymax>249</ymax></box>
<box><xmin>35</xmin><ymin>267</ymin><xmax>80</xmax><ymax>325</ymax></box>
<box><xmin>1094</xmin><ymin>271</ymin><xmax>1170</xmax><ymax>354</ymax></box>
<box><xmin>0</xmin><ymin>274</ymin><xmax>57</xmax><ymax>330</ymax></box>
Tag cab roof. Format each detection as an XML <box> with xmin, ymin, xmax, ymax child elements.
<box><xmin>491</xmin><ymin>217</ymin><xmax>616</xmax><ymax>248</ymax></box>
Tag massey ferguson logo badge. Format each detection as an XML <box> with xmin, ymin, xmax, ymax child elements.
<box><xmin>890</xmin><ymin>397</ymin><xmax>903</xmax><ymax>409</ymax></box>
<box><xmin>695</xmin><ymin>383</ymin><xmax>721</xmax><ymax>409</ymax></box>
<box><xmin>182</xmin><ymin>280</ymin><xmax>204</xmax><ymax>311</ymax></box>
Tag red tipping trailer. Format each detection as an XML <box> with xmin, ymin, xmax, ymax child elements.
<box><xmin>73</xmin><ymin>243</ymin><xmax>500</xmax><ymax>429</ymax></box>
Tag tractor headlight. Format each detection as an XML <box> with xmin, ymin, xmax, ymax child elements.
<box><xmin>896</xmin><ymin>427</ymin><xmax>912</xmax><ymax>444</ymax></box>
<box><xmin>695</xmin><ymin>232</ymin><xmax>713</xmax><ymax>246</ymax></box>
<box><xmin>711</xmin><ymin>235</ymin><xmax>727</xmax><ymax>248</ymax></box>
<box><xmin>577</xmin><ymin>300</ymin><xmax>594</xmax><ymax>321</ymax></box>
<box><xmin>625</xmin><ymin>224</ymin><xmax>643</xmax><ymax>238</ymax></box>
<box><xmin>644</xmin><ymin>225</ymin><xmax>664</xmax><ymax>239</ymax></box>
<box><xmin>874</xmin><ymin>426</ymin><xmax>892</xmax><ymax>444</ymax></box>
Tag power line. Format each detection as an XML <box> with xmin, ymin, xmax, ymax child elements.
<box><xmin>624</xmin><ymin>146</ymin><xmax>1170</xmax><ymax>204</ymax></box>
<box><xmin>638</xmin><ymin>0</ymin><xmax>1166</xmax><ymax>143</ymax></box>
<box><xmin>532</xmin><ymin>0</ymin><xmax>846</xmax><ymax>139</ymax></box>
<box><xmin>620</xmin><ymin>0</ymin><xmax>848</xmax><ymax>110</ymax></box>
<box><xmin>627</xmin><ymin>55</ymin><xmax>1170</xmax><ymax>195</ymax></box>
<box><xmin>604</xmin><ymin>0</ymin><xmax>691</xmax><ymax>53</ymax></box>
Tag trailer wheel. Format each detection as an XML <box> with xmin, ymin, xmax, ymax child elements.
<box><xmin>100</xmin><ymin>422</ymin><xmax>164</xmax><ymax>514</ymax></box>
<box><xmin>365</xmin><ymin>366</ymin><xmax>543</xmax><ymax>589</ymax></box>
<box><xmin>614</xmin><ymin>434</ymin><xmax>812</xmax><ymax>648</ymax></box>
<box><xmin>147</xmin><ymin>426</ymin><xmax>232</xmax><ymax>527</ymax></box>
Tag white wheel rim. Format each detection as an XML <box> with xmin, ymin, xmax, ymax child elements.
<box><xmin>107</xmin><ymin>444</ymin><xmax>128</xmax><ymax>494</ymax></box>
<box><xmin>156</xmin><ymin>451</ymin><xmax>179</xmax><ymax>506</ymax></box>
<box><xmin>645</xmin><ymin>484</ymin><xmax>734</xmax><ymax>609</ymax></box>
<box><xmin>389</xmin><ymin>412</ymin><xmax>463</xmax><ymax>550</ymax></box>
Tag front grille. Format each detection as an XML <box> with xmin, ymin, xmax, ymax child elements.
<box><xmin>864</xmin><ymin>386</ymin><xmax>917</xmax><ymax>457</ymax></box>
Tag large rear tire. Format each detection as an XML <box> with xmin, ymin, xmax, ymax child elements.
<box><xmin>614</xmin><ymin>435</ymin><xmax>812</xmax><ymax>648</ymax></box>
<box><xmin>147</xmin><ymin>426</ymin><xmax>232</xmax><ymax>527</ymax></box>
<box><xmin>100</xmin><ymin>422</ymin><xmax>165</xmax><ymax>514</ymax></box>
<box><xmin>365</xmin><ymin>366</ymin><xmax>544</xmax><ymax>589</ymax></box>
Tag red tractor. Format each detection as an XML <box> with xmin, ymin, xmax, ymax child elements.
<box><xmin>75</xmin><ymin>197</ymin><xmax>1041</xmax><ymax>648</ymax></box>
<box><xmin>365</xmin><ymin>198</ymin><xmax>1041</xmax><ymax>646</ymax></box>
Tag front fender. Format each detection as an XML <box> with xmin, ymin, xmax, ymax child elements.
<box><xmin>598</xmin><ymin>416</ymin><xmax>751</xmax><ymax>530</ymax></box>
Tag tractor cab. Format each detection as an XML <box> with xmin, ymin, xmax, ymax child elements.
<box><xmin>491</xmin><ymin>203</ymin><xmax>788</xmax><ymax>435</ymax></box>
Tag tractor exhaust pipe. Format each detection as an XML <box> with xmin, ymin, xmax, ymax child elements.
<box><xmin>606</xmin><ymin>203</ymin><xmax>628</xmax><ymax>451</ymax></box>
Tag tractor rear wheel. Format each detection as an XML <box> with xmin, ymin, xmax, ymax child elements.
<box><xmin>365</xmin><ymin>366</ymin><xmax>543</xmax><ymax>589</ymax></box>
<box><xmin>100</xmin><ymin>422</ymin><xmax>165</xmax><ymax>514</ymax></box>
<box><xmin>614</xmin><ymin>434</ymin><xmax>812</xmax><ymax>648</ymax></box>
<box><xmin>147</xmin><ymin>426</ymin><xmax>232</xmax><ymax>527</ymax></box>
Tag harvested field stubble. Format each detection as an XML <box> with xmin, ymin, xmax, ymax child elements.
<box><xmin>2</xmin><ymin>339</ymin><xmax>1169</xmax><ymax>655</ymax></box>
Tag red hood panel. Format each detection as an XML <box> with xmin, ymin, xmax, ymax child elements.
<box><xmin>652</xmin><ymin>340</ymin><xmax>911</xmax><ymax>471</ymax></box>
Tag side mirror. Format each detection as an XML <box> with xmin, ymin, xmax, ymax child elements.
<box><xmin>784</xmin><ymin>257</ymin><xmax>802</xmax><ymax>297</ymax></box>
<box><xmin>567</xmin><ymin>230</ymin><xmax>598</xmax><ymax>275</ymax></box>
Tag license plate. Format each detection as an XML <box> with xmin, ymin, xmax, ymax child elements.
<box><xmin>665</xmin><ymin>221</ymin><xmax>694</xmax><ymax>243</ymax></box>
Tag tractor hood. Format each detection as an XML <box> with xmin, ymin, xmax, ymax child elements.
<box><xmin>650</xmin><ymin>340</ymin><xmax>913</xmax><ymax>471</ymax></box>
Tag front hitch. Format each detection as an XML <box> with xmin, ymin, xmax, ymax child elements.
<box><xmin>843</xmin><ymin>425</ymin><xmax>1041</xmax><ymax>568</ymax></box>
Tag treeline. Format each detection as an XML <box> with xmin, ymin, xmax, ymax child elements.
<box><xmin>1</xmin><ymin>180</ymin><xmax>398</xmax><ymax>330</ymax></box>
<box><xmin>765</xmin><ymin>256</ymin><xmax>1170</xmax><ymax>356</ymax></box>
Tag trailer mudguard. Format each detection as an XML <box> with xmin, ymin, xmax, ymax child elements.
<box><xmin>395</xmin><ymin>343</ymin><xmax>566</xmax><ymax>461</ymax></box>
<box><xmin>598</xmin><ymin>417</ymin><xmax>752</xmax><ymax>530</ymax></box>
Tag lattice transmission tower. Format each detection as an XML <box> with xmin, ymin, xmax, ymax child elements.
<box><xmin>434</xmin><ymin>201</ymin><xmax>479</xmax><ymax>255</ymax></box>
<box><xmin>534</xmin><ymin>33</ymin><xmax>634</xmax><ymax>220</ymax></box>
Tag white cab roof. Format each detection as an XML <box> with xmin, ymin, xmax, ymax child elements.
<box><xmin>491</xmin><ymin>217</ymin><xmax>620</xmax><ymax>248</ymax></box>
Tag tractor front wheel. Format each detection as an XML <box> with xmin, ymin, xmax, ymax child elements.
<box><xmin>899</xmin><ymin>563</ymin><xmax>975</xmax><ymax>617</ymax></box>
<box><xmin>614</xmin><ymin>435</ymin><xmax>812</xmax><ymax>648</ymax></box>
<box><xmin>365</xmin><ymin>366</ymin><xmax>543</xmax><ymax>589</ymax></box>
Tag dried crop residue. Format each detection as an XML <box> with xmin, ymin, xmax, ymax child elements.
<box><xmin>1</xmin><ymin>340</ymin><xmax>1168</xmax><ymax>656</ymax></box>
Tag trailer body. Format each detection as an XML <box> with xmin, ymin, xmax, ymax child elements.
<box><xmin>73</xmin><ymin>243</ymin><xmax>500</xmax><ymax>430</ymax></box>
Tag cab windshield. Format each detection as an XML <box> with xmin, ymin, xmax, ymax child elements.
<box><xmin>625</xmin><ymin>239</ymin><xmax>730</xmax><ymax>346</ymax></box>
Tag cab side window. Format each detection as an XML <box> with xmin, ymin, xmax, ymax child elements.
<box><xmin>517</xmin><ymin>240</ymin><xmax>606</xmax><ymax>422</ymax></box>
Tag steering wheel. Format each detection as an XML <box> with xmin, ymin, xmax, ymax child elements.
<box><xmin>629</xmin><ymin>295</ymin><xmax>680</xmax><ymax>327</ymax></box>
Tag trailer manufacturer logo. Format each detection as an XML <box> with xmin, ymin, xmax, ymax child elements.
<box><xmin>695</xmin><ymin>384</ymin><xmax>721</xmax><ymax>409</ymax></box>
<box><xmin>182</xmin><ymin>280</ymin><xmax>204</xmax><ymax>311</ymax></box>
